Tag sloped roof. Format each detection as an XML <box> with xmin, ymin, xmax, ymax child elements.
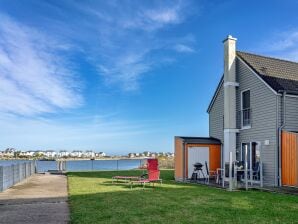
<box><xmin>237</xmin><ymin>51</ymin><xmax>298</xmax><ymax>94</ymax></box>
<box><xmin>207</xmin><ymin>51</ymin><xmax>298</xmax><ymax>113</ymax></box>
<box><xmin>175</xmin><ymin>136</ymin><xmax>221</xmax><ymax>144</ymax></box>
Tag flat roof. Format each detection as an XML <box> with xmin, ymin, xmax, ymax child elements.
<box><xmin>175</xmin><ymin>136</ymin><xmax>221</xmax><ymax>144</ymax></box>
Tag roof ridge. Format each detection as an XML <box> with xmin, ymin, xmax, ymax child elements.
<box><xmin>237</xmin><ymin>50</ymin><xmax>298</xmax><ymax>65</ymax></box>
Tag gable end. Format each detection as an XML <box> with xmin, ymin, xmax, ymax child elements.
<box><xmin>207</xmin><ymin>76</ymin><xmax>224</xmax><ymax>113</ymax></box>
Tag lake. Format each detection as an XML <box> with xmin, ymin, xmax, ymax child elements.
<box><xmin>0</xmin><ymin>159</ymin><xmax>145</xmax><ymax>172</ymax></box>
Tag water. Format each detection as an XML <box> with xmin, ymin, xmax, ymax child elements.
<box><xmin>0</xmin><ymin>159</ymin><xmax>145</xmax><ymax>172</ymax></box>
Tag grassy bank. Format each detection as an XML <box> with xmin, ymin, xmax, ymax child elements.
<box><xmin>68</xmin><ymin>170</ymin><xmax>298</xmax><ymax>224</ymax></box>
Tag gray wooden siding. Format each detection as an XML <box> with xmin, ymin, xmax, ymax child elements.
<box><xmin>236</xmin><ymin>58</ymin><xmax>278</xmax><ymax>186</ymax></box>
<box><xmin>209</xmin><ymin>83</ymin><xmax>224</xmax><ymax>143</ymax></box>
<box><xmin>284</xmin><ymin>96</ymin><xmax>298</xmax><ymax>132</ymax></box>
<box><xmin>208</xmin><ymin>58</ymin><xmax>280</xmax><ymax>186</ymax></box>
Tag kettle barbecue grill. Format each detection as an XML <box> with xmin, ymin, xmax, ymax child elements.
<box><xmin>191</xmin><ymin>162</ymin><xmax>205</xmax><ymax>180</ymax></box>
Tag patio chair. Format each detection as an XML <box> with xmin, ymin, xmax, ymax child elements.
<box><xmin>205</xmin><ymin>161</ymin><xmax>218</xmax><ymax>184</ymax></box>
<box><xmin>251</xmin><ymin>162</ymin><xmax>260</xmax><ymax>180</ymax></box>
<box><xmin>112</xmin><ymin>158</ymin><xmax>159</xmax><ymax>184</ymax></box>
<box><xmin>130</xmin><ymin>170</ymin><xmax>162</xmax><ymax>189</ymax></box>
<box><xmin>147</xmin><ymin>158</ymin><xmax>158</xmax><ymax>168</ymax></box>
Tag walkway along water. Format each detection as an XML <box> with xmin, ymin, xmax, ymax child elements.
<box><xmin>0</xmin><ymin>174</ymin><xmax>69</xmax><ymax>224</ymax></box>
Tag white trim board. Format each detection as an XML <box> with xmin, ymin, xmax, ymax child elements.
<box><xmin>224</xmin><ymin>82</ymin><xmax>239</xmax><ymax>87</ymax></box>
<box><xmin>285</xmin><ymin>94</ymin><xmax>298</xmax><ymax>98</ymax></box>
<box><xmin>224</xmin><ymin>129</ymin><xmax>240</xmax><ymax>133</ymax></box>
<box><xmin>207</xmin><ymin>77</ymin><xmax>224</xmax><ymax>113</ymax></box>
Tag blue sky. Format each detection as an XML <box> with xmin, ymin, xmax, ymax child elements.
<box><xmin>1</xmin><ymin>0</ymin><xmax>298</xmax><ymax>154</ymax></box>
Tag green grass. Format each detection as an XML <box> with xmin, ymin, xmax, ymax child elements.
<box><xmin>68</xmin><ymin>170</ymin><xmax>298</xmax><ymax>224</ymax></box>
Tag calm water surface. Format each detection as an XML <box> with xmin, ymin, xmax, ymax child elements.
<box><xmin>0</xmin><ymin>159</ymin><xmax>145</xmax><ymax>172</ymax></box>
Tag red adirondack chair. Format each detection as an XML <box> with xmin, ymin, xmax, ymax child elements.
<box><xmin>147</xmin><ymin>158</ymin><xmax>158</xmax><ymax>170</ymax></box>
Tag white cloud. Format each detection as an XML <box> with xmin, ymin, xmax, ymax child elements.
<box><xmin>0</xmin><ymin>14</ymin><xmax>82</xmax><ymax>116</ymax></box>
<box><xmin>98</xmin><ymin>52</ymin><xmax>151</xmax><ymax>91</ymax></box>
<box><xmin>259</xmin><ymin>30</ymin><xmax>298</xmax><ymax>61</ymax></box>
<box><xmin>269</xmin><ymin>31</ymin><xmax>298</xmax><ymax>51</ymax></box>
<box><xmin>69</xmin><ymin>1</ymin><xmax>196</xmax><ymax>91</ymax></box>
<box><xmin>145</xmin><ymin>7</ymin><xmax>181</xmax><ymax>24</ymax></box>
<box><xmin>173</xmin><ymin>44</ymin><xmax>195</xmax><ymax>53</ymax></box>
<box><xmin>121</xmin><ymin>6</ymin><xmax>183</xmax><ymax>31</ymax></box>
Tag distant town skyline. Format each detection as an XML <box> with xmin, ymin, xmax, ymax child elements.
<box><xmin>0</xmin><ymin>147</ymin><xmax>174</xmax><ymax>158</ymax></box>
<box><xmin>1</xmin><ymin>1</ymin><xmax>298</xmax><ymax>154</ymax></box>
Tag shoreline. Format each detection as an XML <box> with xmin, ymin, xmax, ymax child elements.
<box><xmin>0</xmin><ymin>157</ymin><xmax>152</xmax><ymax>161</ymax></box>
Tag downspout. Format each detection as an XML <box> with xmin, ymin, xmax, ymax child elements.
<box><xmin>278</xmin><ymin>90</ymin><xmax>286</xmax><ymax>187</ymax></box>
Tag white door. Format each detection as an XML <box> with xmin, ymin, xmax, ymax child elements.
<box><xmin>188</xmin><ymin>147</ymin><xmax>209</xmax><ymax>178</ymax></box>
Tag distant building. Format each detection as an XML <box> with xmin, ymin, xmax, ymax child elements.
<box><xmin>44</xmin><ymin>150</ymin><xmax>56</xmax><ymax>158</ymax></box>
<box><xmin>158</xmin><ymin>152</ymin><xmax>166</xmax><ymax>156</ymax></box>
<box><xmin>20</xmin><ymin>151</ymin><xmax>35</xmax><ymax>157</ymax></box>
<box><xmin>3</xmin><ymin>148</ymin><xmax>16</xmax><ymax>157</ymax></box>
<box><xmin>128</xmin><ymin>153</ymin><xmax>135</xmax><ymax>158</ymax></box>
<box><xmin>33</xmin><ymin>151</ymin><xmax>44</xmax><ymax>157</ymax></box>
<box><xmin>71</xmin><ymin>150</ymin><xmax>83</xmax><ymax>158</ymax></box>
<box><xmin>162</xmin><ymin>152</ymin><xmax>174</xmax><ymax>157</ymax></box>
<box><xmin>95</xmin><ymin>152</ymin><xmax>106</xmax><ymax>157</ymax></box>
<box><xmin>151</xmin><ymin>153</ymin><xmax>156</xmax><ymax>158</ymax></box>
<box><xmin>85</xmin><ymin>150</ymin><xmax>95</xmax><ymax>158</ymax></box>
<box><xmin>58</xmin><ymin>150</ymin><xmax>69</xmax><ymax>157</ymax></box>
<box><xmin>143</xmin><ymin>151</ymin><xmax>150</xmax><ymax>157</ymax></box>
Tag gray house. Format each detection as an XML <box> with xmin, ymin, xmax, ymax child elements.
<box><xmin>175</xmin><ymin>35</ymin><xmax>298</xmax><ymax>188</ymax></box>
<box><xmin>208</xmin><ymin>35</ymin><xmax>298</xmax><ymax>187</ymax></box>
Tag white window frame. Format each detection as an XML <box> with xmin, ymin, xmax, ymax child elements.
<box><xmin>240</xmin><ymin>89</ymin><xmax>251</xmax><ymax>129</ymax></box>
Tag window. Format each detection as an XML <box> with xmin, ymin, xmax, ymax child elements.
<box><xmin>241</xmin><ymin>90</ymin><xmax>251</xmax><ymax>127</ymax></box>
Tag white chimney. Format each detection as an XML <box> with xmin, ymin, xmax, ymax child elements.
<box><xmin>223</xmin><ymin>35</ymin><xmax>238</xmax><ymax>164</ymax></box>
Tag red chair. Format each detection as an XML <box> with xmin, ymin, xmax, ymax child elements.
<box><xmin>147</xmin><ymin>159</ymin><xmax>158</xmax><ymax>170</ymax></box>
<box><xmin>112</xmin><ymin>159</ymin><xmax>162</xmax><ymax>188</ymax></box>
<box><xmin>130</xmin><ymin>170</ymin><xmax>162</xmax><ymax>189</ymax></box>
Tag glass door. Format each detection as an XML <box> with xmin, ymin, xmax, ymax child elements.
<box><xmin>241</xmin><ymin>143</ymin><xmax>251</xmax><ymax>169</ymax></box>
<box><xmin>241</xmin><ymin>142</ymin><xmax>261</xmax><ymax>181</ymax></box>
<box><xmin>251</xmin><ymin>142</ymin><xmax>260</xmax><ymax>170</ymax></box>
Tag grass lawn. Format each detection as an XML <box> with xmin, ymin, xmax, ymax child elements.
<box><xmin>68</xmin><ymin>170</ymin><xmax>298</xmax><ymax>224</ymax></box>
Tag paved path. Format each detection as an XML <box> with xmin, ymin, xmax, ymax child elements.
<box><xmin>0</xmin><ymin>174</ymin><xmax>69</xmax><ymax>224</ymax></box>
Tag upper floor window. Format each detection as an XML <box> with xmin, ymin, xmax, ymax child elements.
<box><xmin>241</xmin><ymin>90</ymin><xmax>251</xmax><ymax>128</ymax></box>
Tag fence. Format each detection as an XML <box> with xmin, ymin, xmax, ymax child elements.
<box><xmin>282</xmin><ymin>131</ymin><xmax>298</xmax><ymax>187</ymax></box>
<box><xmin>0</xmin><ymin>161</ymin><xmax>36</xmax><ymax>192</ymax></box>
<box><xmin>158</xmin><ymin>158</ymin><xmax>174</xmax><ymax>169</ymax></box>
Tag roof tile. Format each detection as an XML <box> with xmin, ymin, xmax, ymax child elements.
<box><xmin>237</xmin><ymin>51</ymin><xmax>298</xmax><ymax>93</ymax></box>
